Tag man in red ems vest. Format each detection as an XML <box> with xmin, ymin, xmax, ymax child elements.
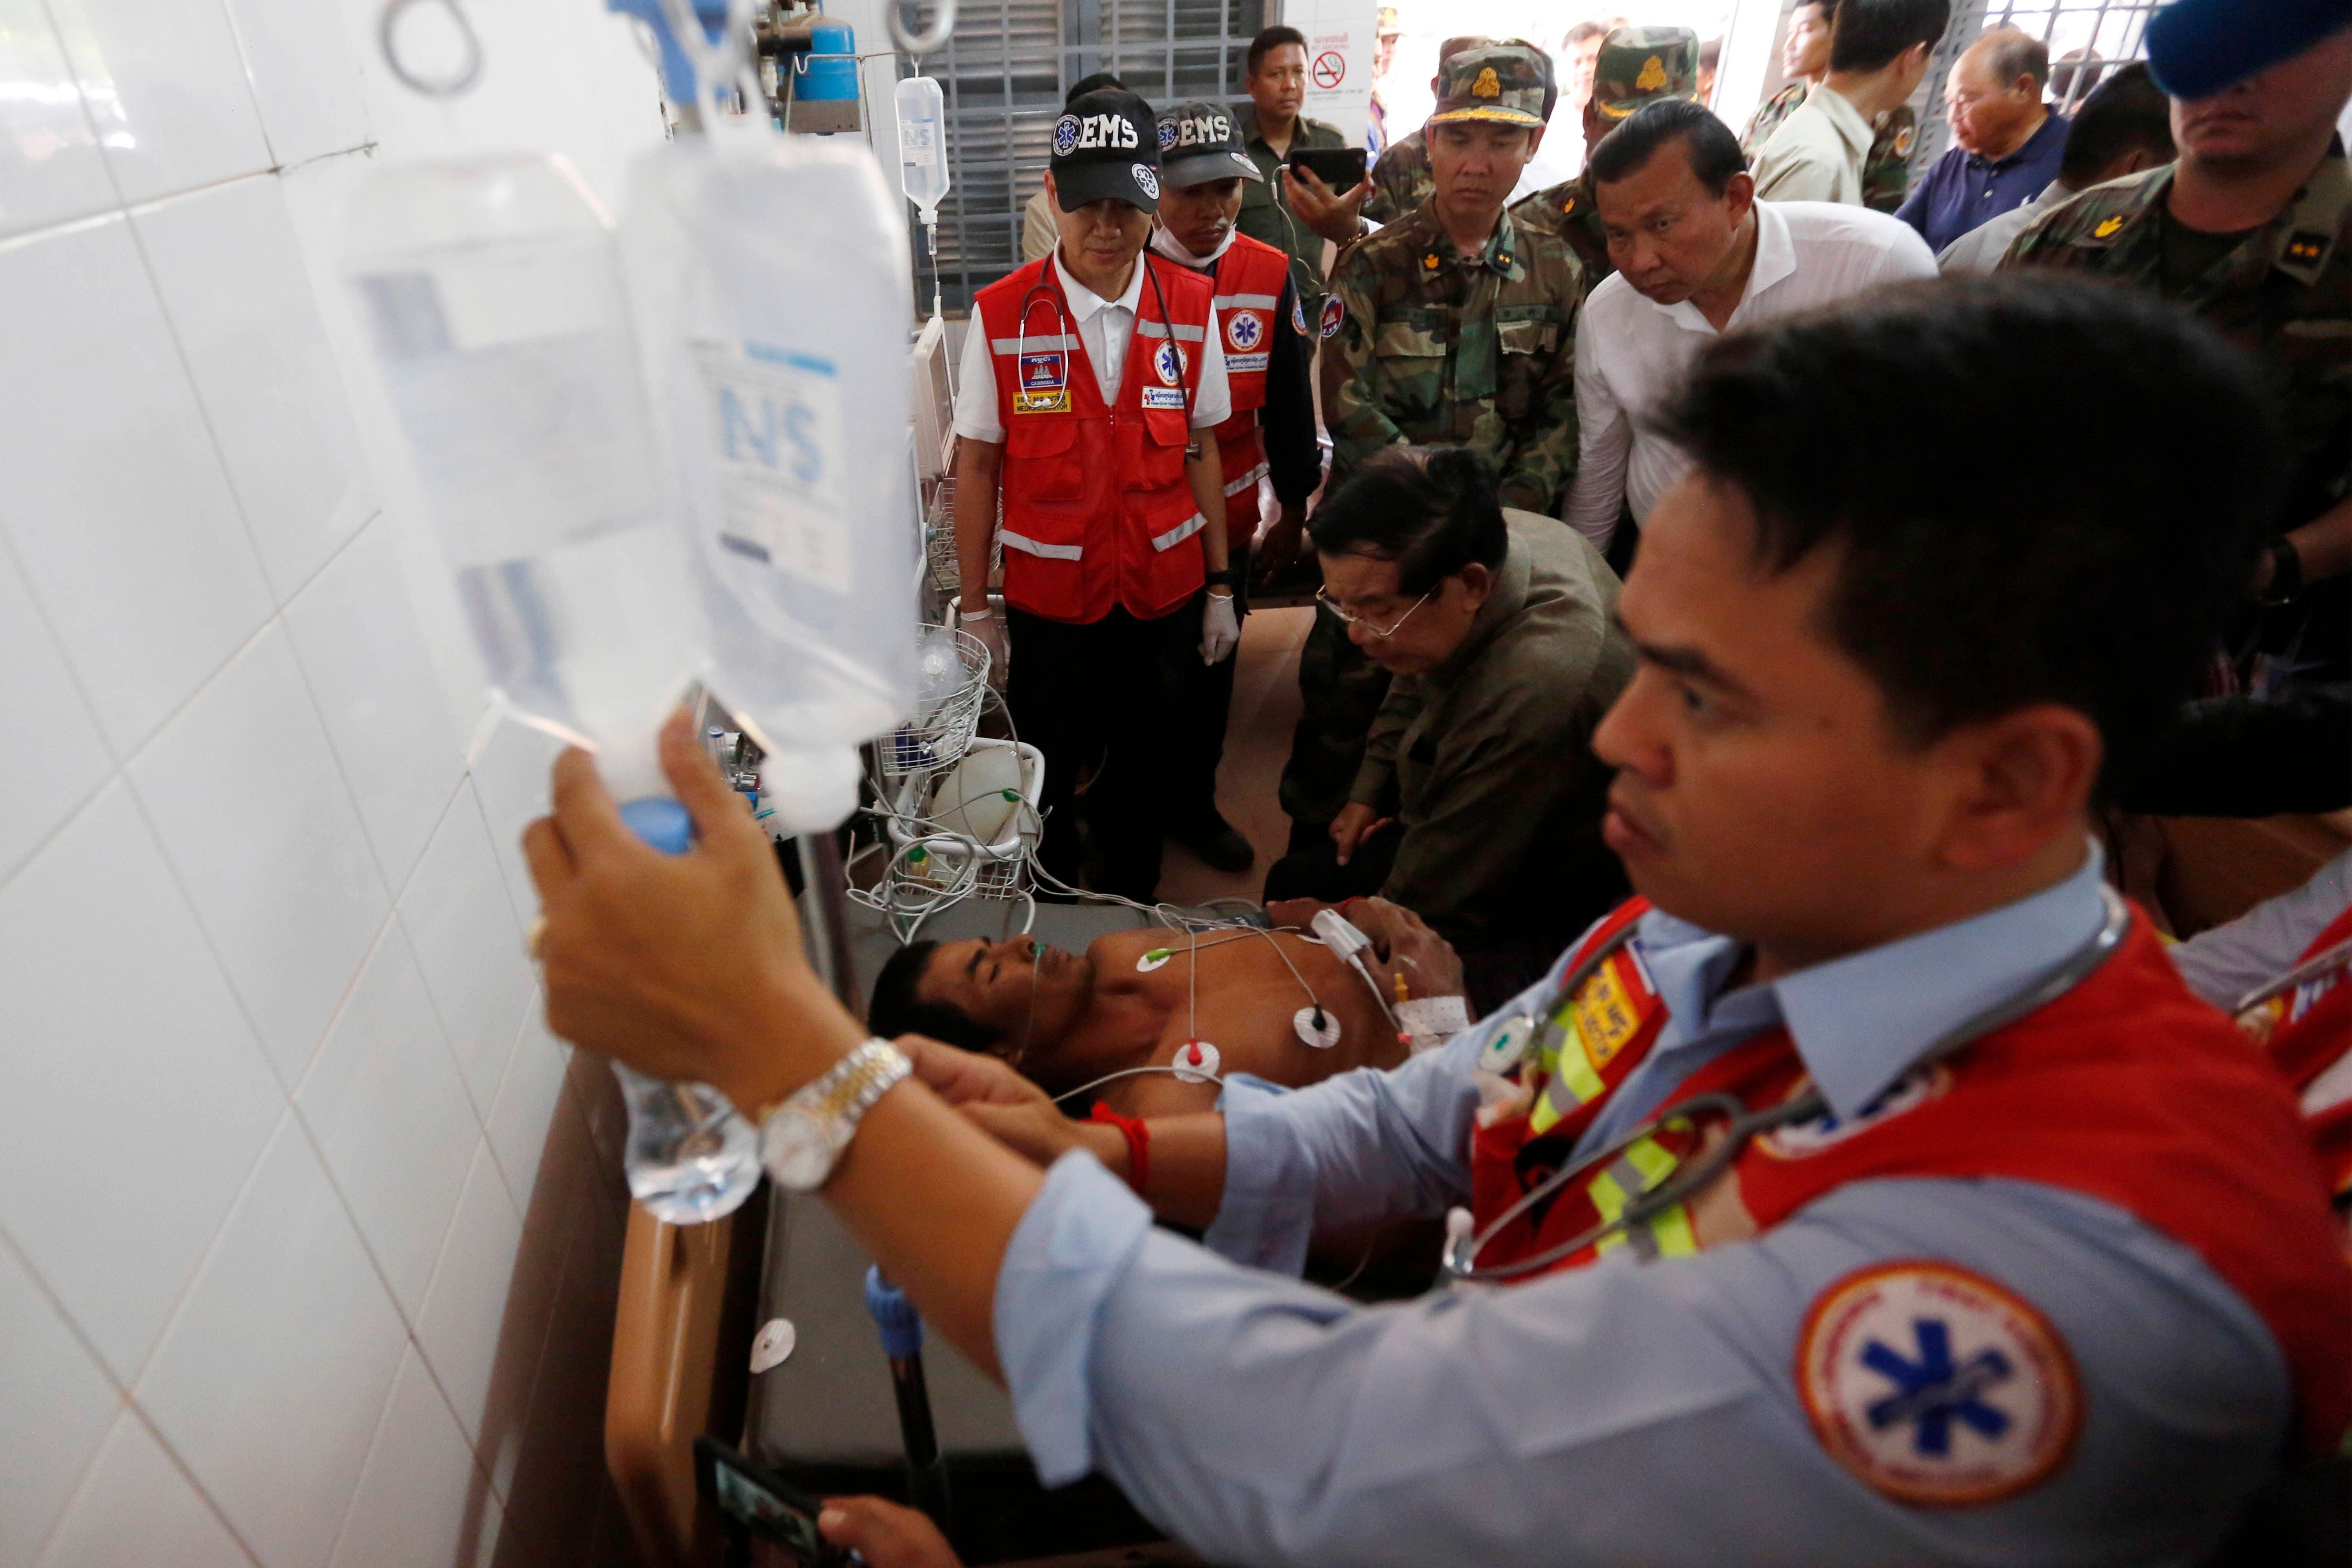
<box><xmin>1147</xmin><ymin>99</ymin><xmax>1325</xmax><ymax>875</ymax></box>
<box><xmin>951</xmin><ymin>88</ymin><xmax>1239</xmax><ymax>900</ymax></box>
<box><xmin>532</xmin><ymin>279</ymin><xmax>2352</xmax><ymax>1565</ymax></box>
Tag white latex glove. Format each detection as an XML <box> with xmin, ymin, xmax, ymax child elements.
<box><xmin>1199</xmin><ymin>589</ymin><xmax>1240</xmax><ymax>665</ymax></box>
<box><xmin>962</xmin><ymin>606</ymin><xmax>1009</xmax><ymax>690</ymax></box>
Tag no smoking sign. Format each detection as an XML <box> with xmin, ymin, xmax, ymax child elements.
<box><xmin>1312</xmin><ymin>50</ymin><xmax>1346</xmax><ymax>89</ymax></box>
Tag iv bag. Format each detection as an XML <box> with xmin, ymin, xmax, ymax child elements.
<box><xmin>341</xmin><ymin>154</ymin><xmax>704</xmax><ymax>799</ymax></box>
<box><xmin>893</xmin><ymin>75</ymin><xmax>950</xmax><ymax>222</ymax></box>
<box><xmin>622</xmin><ymin>131</ymin><xmax>920</xmax><ymax>831</ymax></box>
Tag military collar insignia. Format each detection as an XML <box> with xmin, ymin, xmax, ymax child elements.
<box><xmin>1422</xmin><ymin>251</ymin><xmax>1442</xmax><ymax>270</ymax></box>
<box><xmin>2092</xmin><ymin>216</ymin><xmax>2125</xmax><ymax>239</ymax></box>
<box><xmin>2285</xmin><ymin>230</ymin><xmax>2330</xmax><ymax>265</ymax></box>
<box><xmin>2272</xmin><ymin>154</ymin><xmax>2350</xmax><ymax>283</ymax></box>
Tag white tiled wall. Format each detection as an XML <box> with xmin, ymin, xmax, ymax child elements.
<box><xmin>0</xmin><ymin>1</ymin><xmax>668</xmax><ymax>1563</ymax></box>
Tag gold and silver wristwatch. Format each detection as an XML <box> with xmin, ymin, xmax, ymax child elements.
<box><xmin>759</xmin><ymin>1038</ymin><xmax>913</xmax><ymax>1192</ymax></box>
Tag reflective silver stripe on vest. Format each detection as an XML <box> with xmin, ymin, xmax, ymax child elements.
<box><xmin>991</xmin><ymin>334</ymin><xmax>1081</xmax><ymax>353</ymax></box>
<box><xmin>1212</xmin><ymin>292</ymin><xmax>1280</xmax><ymax>312</ymax></box>
<box><xmin>1135</xmin><ymin>320</ymin><xmax>1207</xmax><ymax>342</ymax></box>
<box><xmin>1000</xmin><ymin>530</ymin><xmax>1082</xmax><ymax>561</ymax></box>
<box><xmin>1222</xmin><ymin>460</ymin><xmax>1270</xmax><ymax>497</ymax></box>
<box><xmin>1150</xmin><ymin>514</ymin><xmax>1205</xmax><ymax>552</ymax></box>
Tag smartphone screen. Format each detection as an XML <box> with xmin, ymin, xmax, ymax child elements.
<box><xmin>697</xmin><ymin>1438</ymin><xmax>840</xmax><ymax>1566</ymax></box>
<box><xmin>1286</xmin><ymin>147</ymin><xmax>1367</xmax><ymax>192</ymax></box>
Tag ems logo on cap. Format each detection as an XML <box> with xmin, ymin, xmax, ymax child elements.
<box><xmin>1797</xmin><ymin>1262</ymin><xmax>2080</xmax><ymax>1507</ymax></box>
<box><xmin>1154</xmin><ymin>339</ymin><xmax>1183</xmax><ymax>386</ymax></box>
<box><xmin>1157</xmin><ymin>118</ymin><xmax>1179</xmax><ymax>150</ymax></box>
<box><xmin>1056</xmin><ymin>111</ymin><xmax>1140</xmax><ymax>156</ymax></box>
<box><xmin>1226</xmin><ymin>310</ymin><xmax>1264</xmax><ymax>352</ymax></box>
<box><xmin>1053</xmin><ymin>114</ymin><xmax>1082</xmax><ymax>156</ymax></box>
<box><xmin>1759</xmin><ymin>1065</ymin><xmax>1949</xmax><ymax>1159</ymax></box>
<box><xmin>1134</xmin><ymin>163</ymin><xmax>1160</xmax><ymax>200</ymax></box>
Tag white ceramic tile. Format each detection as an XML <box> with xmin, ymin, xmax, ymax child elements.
<box><xmin>0</xmin><ymin>1239</ymin><xmax>120</xmax><ymax>1568</ymax></box>
<box><xmin>296</xmin><ymin>921</ymin><xmax>481</xmax><ymax>1319</ymax></box>
<box><xmin>0</xmin><ymin>782</ymin><xmax>282</xmax><ymax>1382</ymax></box>
<box><xmin>400</xmin><ymin>783</ymin><xmax>534</xmax><ymax>1111</ymax></box>
<box><xmin>0</xmin><ymin>542</ymin><xmax>111</xmax><ymax>884</ymax></box>
<box><xmin>36</xmin><ymin>1412</ymin><xmax>252</xmax><ymax>1568</ymax></box>
<box><xmin>138</xmin><ymin>1114</ymin><xmax>408</xmax><ymax>1568</ymax></box>
<box><xmin>133</xmin><ymin>176</ymin><xmax>377</xmax><ymax>602</ymax></box>
<box><xmin>49</xmin><ymin>0</ymin><xmax>270</xmax><ymax>203</ymax></box>
<box><xmin>484</xmin><ymin>1014</ymin><xmax>569</xmax><ymax>1214</ymax></box>
<box><xmin>0</xmin><ymin>214</ymin><xmax>271</xmax><ymax>755</ymax></box>
<box><xmin>219</xmin><ymin>0</ymin><xmax>367</xmax><ymax>168</ymax></box>
<box><xmin>0</xmin><ymin>0</ymin><xmax>116</xmax><ymax>238</ymax></box>
<box><xmin>329</xmin><ymin>1347</ymin><xmax>499</xmax><ymax>1568</ymax></box>
<box><xmin>130</xmin><ymin>624</ymin><xmax>390</xmax><ymax>1085</ymax></box>
<box><xmin>467</xmin><ymin>722</ymin><xmax>567</xmax><ymax>939</ymax></box>
<box><xmin>415</xmin><ymin>1143</ymin><xmax>544</xmax><ymax>1457</ymax></box>
<box><xmin>283</xmin><ymin>519</ymin><xmax>467</xmax><ymax>893</ymax></box>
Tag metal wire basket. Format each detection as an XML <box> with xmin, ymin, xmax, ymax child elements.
<box><xmin>881</xmin><ymin>623</ymin><xmax>991</xmax><ymax>777</ymax></box>
<box><xmin>921</xmin><ymin>477</ymin><xmax>1001</xmax><ymax>598</ymax></box>
<box><xmin>855</xmin><ymin>738</ymin><xmax>1046</xmax><ymax>940</ymax></box>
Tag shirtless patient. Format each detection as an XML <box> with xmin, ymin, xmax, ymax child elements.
<box><xmin>866</xmin><ymin>898</ymin><xmax>1464</xmax><ymax>1115</ymax></box>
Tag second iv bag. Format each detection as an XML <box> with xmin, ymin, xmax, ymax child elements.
<box><xmin>623</xmin><ymin>129</ymin><xmax>920</xmax><ymax>829</ymax></box>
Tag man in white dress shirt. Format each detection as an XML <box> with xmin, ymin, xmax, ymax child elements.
<box><xmin>1752</xmin><ymin>0</ymin><xmax>1949</xmax><ymax>204</ymax></box>
<box><xmin>1565</xmin><ymin>101</ymin><xmax>1936</xmax><ymax>552</ymax></box>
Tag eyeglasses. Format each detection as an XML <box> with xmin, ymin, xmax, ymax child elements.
<box><xmin>1316</xmin><ymin>584</ymin><xmax>1434</xmax><ymax>639</ymax></box>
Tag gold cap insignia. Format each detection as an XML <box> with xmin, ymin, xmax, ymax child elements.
<box><xmin>1472</xmin><ymin>66</ymin><xmax>1501</xmax><ymax>98</ymax></box>
<box><xmin>2092</xmin><ymin>216</ymin><xmax>2125</xmax><ymax>239</ymax></box>
<box><xmin>1636</xmin><ymin>55</ymin><xmax>1667</xmax><ymax>91</ymax></box>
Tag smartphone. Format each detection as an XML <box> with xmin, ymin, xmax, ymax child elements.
<box><xmin>1286</xmin><ymin>147</ymin><xmax>1367</xmax><ymax>193</ymax></box>
<box><xmin>694</xmin><ymin>1437</ymin><xmax>857</xmax><ymax>1567</ymax></box>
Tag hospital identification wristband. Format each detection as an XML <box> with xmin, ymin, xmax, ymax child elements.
<box><xmin>1089</xmin><ymin>1102</ymin><xmax>1150</xmax><ymax>1196</ymax></box>
<box><xmin>1396</xmin><ymin>995</ymin><xmax>1470</xmax><ymax>1056</ymax></box>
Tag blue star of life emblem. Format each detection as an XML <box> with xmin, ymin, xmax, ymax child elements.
<box><xmin>1861</xmin><ymin>1317</ymin><xmax>2013</xmax><ymax>1456</ymax></box>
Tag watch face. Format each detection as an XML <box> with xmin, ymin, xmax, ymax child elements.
<box><xmin>762</xmin><ymin>1109</ymin><xmax>842</xmax><ymax>1191</ymax></box>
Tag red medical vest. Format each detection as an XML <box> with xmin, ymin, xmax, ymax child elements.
<box><xmin>972</xmin><ymin>255</ymin><xmax>1214</xmax><ymax>624</ymax></box>
<box><xmin>1468</xmin><ymin>896</ymin><xmax>2352</xmax><ymax>1458</ymax></box>
<box><xmin>1198</xmin><ymin>234</ymin><xmax>1290</xmax><ymax>543</ymax></box>
<box><xmin>2239</xmin><ymin>900</ymin><xmax>2352</xmax><ymax>1203</ymax></box>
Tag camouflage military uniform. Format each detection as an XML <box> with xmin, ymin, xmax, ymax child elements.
<box><xmin>2004</xmin><ymin>157</ymin><xmax>2352</xmax><ymax>682</ymax></box>
<box><xmin>1284</xmin><ymin>45</ymin><xmax>1585</xmax><ymax>835</ymax></box>
<box><xmin>1510</xmin><ymin>27</ymin><xmax>1701</xmax><ymax>302</ymax></box>
<box><xmin>1363</xmin><ymin>129</ymin><xmax>1433</xmax><ymax>225</ymax></box>
<box><xmin>1741</xmin><ymin>80</ymin><xmax>1918</xmax><ymax>212</ymax></box>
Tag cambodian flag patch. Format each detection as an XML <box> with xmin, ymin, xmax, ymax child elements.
<box><xmin>1796</xmin><ymin>1262</ymin><xmax>2080</xmax><ymax>1507</ymax></box>
<box><xmin>1020</xmin><ymin>351</ymin><xmax>1067</xmax><ymax>391</ymax></box>
<box><xmin>1318</xmin><ymin>294</ymin><xmax>1345</xmax><ymax>340</ymax></box>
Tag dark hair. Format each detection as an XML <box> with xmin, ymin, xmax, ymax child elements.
<box><xmin>867</xmin><ymin>941</ymin><xmax>1003</xmax><ymax>1053</ymax></box>
<box><xmin>1661</xmin><ymin>277</ymin><xmax>2278</xmax><ymax>782</ymax></box>
<box><xmin>1975</xmin><ymin>27</ymin><xmax>2050</xmax><ymax>91</ymax></box>
<box><xmin>1067</xmin><ymin>72</ymin><xmax>1125</xmax><ymax>107</ymax></box>
<box><xmin>1797</xmin><ymin>0</ymin><xmax>1837</xmax><ymax>20</ymax></box>
<box><xmin>2058</xmin><ymin>62</ymin><xmax>2173</xmax><ymax>187</ymax></box>
<box><xmin>1829</xmin><ymin>0</ymin><xmax>1951</xmax><ymax>74</ymax></box>
<box><xmin>1247</xmin><ymin>27</ymin><xmax>1308</xmax><ymax>78</ymax></box>
<box><xmin>1562</xmin><ymin>20</ymin><xmax>1609</xmax><ymax>49</ymax></box>
<box><xmin>1308</xmin><ymin>447</ymin><xmax>1509</xmax><ymax>596</ymax></box>
<box><xmin>1589</xmin><ymin>100</ymin><xmax>1749</xmax><ymax>195</ymax></box>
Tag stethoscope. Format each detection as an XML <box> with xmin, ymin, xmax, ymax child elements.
<box><xmin>1440</xmin><ymin>883</ymin><xmax>2134</xmax><ymax>1283</ymax></box>
<box><xmin>1015</xmin><ymin>253</ymin><xmax>1200</xmax><ymax>454</ymax></box>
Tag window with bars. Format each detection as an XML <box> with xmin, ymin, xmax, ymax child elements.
<box><xmin>906</xmin><ymin>0</ymin><xmax>1266</xmax><ymax>312</ymax></box>
<box><xmin>1912</xmin><ymin>0</ymin><xmax>2163</xmax><ymax>170</ymax></box>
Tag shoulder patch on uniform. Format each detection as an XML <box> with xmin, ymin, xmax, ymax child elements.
<box><xmin>1292</xmin><ymin>293</ymin><xmax>1308</xmax><ymax>335</ymax></box>
<box><xmin>1319</xmin><ymin>294</ymin><xmax>1346</xmax><ymax>339</ymax></box>
<box><xmin>2092</xmin><ymin>215</ymin><xmax>2125</xmax><ymax>239</ymax></box>
<box><xmin>1892</xmin><ymin>125</ymin><xmax>1915</xmax><ymax>157</ymax></box>
<box><xmin>1796</xmin><ymin>1261</ymin><xmax>2081</xmax><ymax>1507</ymax></box>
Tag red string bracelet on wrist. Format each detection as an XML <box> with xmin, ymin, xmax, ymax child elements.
<box><xmin>1088</xmin><ymin>1102</ymin><xmax>1150</xmax><ymax>1195</ymax></box>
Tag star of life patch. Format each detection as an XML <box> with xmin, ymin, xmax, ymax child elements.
<box><xmin>1153</xmin><ymin>339</ymin><xmax>1184</xmax><ymax>386</ymax></box>
<box><xmin>1226</xmin><ymin>309</ymin><xmax>1264</xmax><ymax>351</ymax></box>
<box><xmin>1796</xmin><ymin>1261</ymin><xmax>2080</xmax><ymax>1507</ymax></box>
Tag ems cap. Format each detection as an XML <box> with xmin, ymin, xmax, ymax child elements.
<box><xmin>1591</xmin><ymin>26</ymin><xmax>1701</xmax><ymax>121</ymax></box>
<box><xmin>2145</xmin><ymin>0</ymin><xmax>2352</xmax><ymax>100</ymax></box>
<box><xmin>1154</xmin><ymin>100</ymin><xmax>1262</xmax><ymax>188</ymax></box>
<box><xmin>1051</xmin><ymin>88</ymin><xmax>1162</xmax><ymax>212</ymax></box>
<box><xmin>1428</xmin><ymin>42</ymin><xmax>1552</xmax><ymax>128</ymax></box>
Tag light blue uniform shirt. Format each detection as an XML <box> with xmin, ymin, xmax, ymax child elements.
<box><xmin>992</xmin><ymin>855</ymin><xmax>2291</xmax><ymax>1566</ymax></box>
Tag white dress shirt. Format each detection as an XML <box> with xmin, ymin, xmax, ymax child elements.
<box><xmin>1564</xmin><ymin>200</ymin><xmax>1939</xmax><ymax>548</ymax></box>
<box><xmin>953</xmin><ymin>250</ymin><xmax>1231</xmax><ymax>443</ymax></box>
<box><xmin>1752</xmin><ymin>82</ymin><xmax>1873</xmax><ymax>205</ymax></box>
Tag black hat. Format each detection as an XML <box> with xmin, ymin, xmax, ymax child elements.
<box><xmin>1154</xmin><ymin>100</ymin><xmax>1262</xmax><ymax>188</ymax></box>
<box><xmin>1051</xmin><ymin>88</ymin><xmax>1162</xmax><ymax>212</ymax></box>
